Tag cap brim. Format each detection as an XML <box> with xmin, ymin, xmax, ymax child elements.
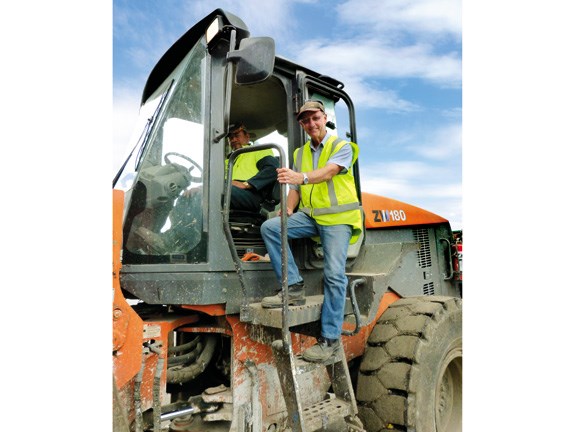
<box><xmin>297</xmin><ymin>109</ymin><xmax>321</xmax><ymax>120</ymax></box>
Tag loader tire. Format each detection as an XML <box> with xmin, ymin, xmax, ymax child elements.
<box><xmin>356</xmin><ymin>296</ymin><xmax>462</xmax><ymax>432</ymax></box>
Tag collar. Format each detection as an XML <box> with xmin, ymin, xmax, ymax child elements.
<box><xmin>309</xmin><ymin>133</ymin><xmax>331</xmax><ymax>151</ymax></box>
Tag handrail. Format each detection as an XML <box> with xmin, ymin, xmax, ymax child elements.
<box><xmin>222</xmin><ymin>143</ymin><xmax>286</xmax><ymax>316</ymax></box>
<box><xmin>439</xmin><ymin>237</ymin><xmax>454</xmax><ymax>280</ymax></box>
<box><xmin>341</xmin><ymin>277</ymin><xmax>366</xmax><ymax>336</ymax></box>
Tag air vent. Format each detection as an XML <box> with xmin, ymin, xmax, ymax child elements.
<box><xmin>413</xmin><ymin>228</ymin><xmax>432</xmax><ymax>268</ymax></box>
<box><xmin>423</xmin><ymin>282</ymin><xmax>435</xmax><ymax>295</ymax></box>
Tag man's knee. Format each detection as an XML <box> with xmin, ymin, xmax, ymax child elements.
<box><xmin>261</xmin><ymin>217</ymin><xmax>279</xmax><ymax>236</ymax></box>
<box><xmin>260</xmin><ymin>218</ymin><xmax>272</xmax><ymax>235</ymax></box>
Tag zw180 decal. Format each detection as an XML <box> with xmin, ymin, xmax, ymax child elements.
<box><xmin>372</xmin><ymin>209</ymin><xmax>407</xmax><ymax>223</ymax></box>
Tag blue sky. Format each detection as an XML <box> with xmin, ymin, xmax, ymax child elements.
<box><xmin>113</xmin><ymin>0</ymin><xmax>463</xmax><ymax>230</ymax></box>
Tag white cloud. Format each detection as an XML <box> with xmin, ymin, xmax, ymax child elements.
<box><xmin>362</xmin><ymin>159</ymin><xmax>457</xmax><ymax>183</ymax></box>
<box><xmin>285</xmin><ymin>0</ymin><xmax>463</xmax><ymax>105</ymax></box>
<box><xmin>113</xmin><ymin>88</ymin><xmax>142</xmax><ymax>175</ymax></box>
<box><xmin>339</xmin><ymin>78</ymin><xmax>420</xmax><ymax>112</ymax></box>
<box><xmin>288</xmin><ymin>36</ymin><xmax>460</xmax><ymax>113</ymax></box>
<box><xmin>337</xmin><ymin>0</ymin><xmax>461</xmax><ymax>36</ymax></box>
<box><xmin>294</xmin><ymin>39</ymin><xmax>461</xmax><ymax>88</ymax></box>
<box><xmin>410</xmin><ymin>123</ymin><xmax>462</xmax><ymax>160</ymax></box>
<box><xmin>362</xmin><ymin>173</ymin><xmax>461</xmax><ymax>200</ymax></box>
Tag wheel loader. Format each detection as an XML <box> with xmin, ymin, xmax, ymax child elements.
<box><xmin>113</xmin><ymin>9</ymin><xmax>463</xmax><ymax>432</ymax></box>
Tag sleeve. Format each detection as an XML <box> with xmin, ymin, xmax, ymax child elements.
<box><xmin>326</xmin><ymin>143</ymin><xmax>352</xmax><ymax>174</ymax></box>
<box><xmin>247</xmin><ymin>154</ymin><xmax>279</xmax><ymax>191</ymax></box>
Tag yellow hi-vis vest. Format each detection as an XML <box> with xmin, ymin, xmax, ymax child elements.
<box><xmin>294</xmin><ymin>136</ymin><xmax>363</xmax><ymax>244</ymax></box>
<box><xmin>225</xmin><ymin>145</ymin><xmax>274</xmax><ymax>181</ymax></box>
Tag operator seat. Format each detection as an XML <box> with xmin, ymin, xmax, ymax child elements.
<box><xmin>228</xmin><ymin>180</ymin><xmax>280</xmax><ymax>255</ymax></box>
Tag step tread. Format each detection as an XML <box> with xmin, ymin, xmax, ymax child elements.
<box><xmin>243</xmin><ymin>295</ymin><xmax>353</xmax><ymax>328</ymax></box>
<box><xmin>302</xmin><ymin>397</ymin><xmax>355</xmax><ymax>431</ymax></box>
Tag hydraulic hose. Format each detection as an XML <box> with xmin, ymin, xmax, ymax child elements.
<box><xmin>168</xmin><ymin>335</ymin><xmax>200</xmax><ymax>355</ymax></box>
<box><xmin>167</xmin><ymin>337</ymin><xmax>203</xmax><ymax>367</ymax></box>
<box><xmin>167</xmin><ymin>334</ymin><xmax>217</xmax><ymax>384</ymax></box>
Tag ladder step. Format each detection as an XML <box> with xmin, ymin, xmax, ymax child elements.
<box><xmin>242</xmin><ymin>295</ymin><xmax>353</xmax><ymax>327</ymax></box>
<box><xmin>270</xmin><ymin>342</ymin><xmax>363</xmax><ymax>432</ymax></box>
<box><xmin>302</xmin><ymin>397</ymin><xmax>355</xmax><ymax>432</ymax></box>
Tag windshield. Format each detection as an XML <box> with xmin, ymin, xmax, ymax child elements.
<box><xmin>121</xmin><ymin>39</ymin><xmax>208</xmax><ymax>264</ymax></box>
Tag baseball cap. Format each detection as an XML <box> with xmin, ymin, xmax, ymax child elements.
<box><xmin>227</xmin><ymin>123</ymin><xmax>247</xmax><ymax>136</ymax></box>
<box><xmin>296</xmin><ymin>100</ymin><xmax>325</xmax><ymax>120</ymax></box>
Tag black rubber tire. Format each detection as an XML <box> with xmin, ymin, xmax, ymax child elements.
<box><xmin>356</xmin><ymin>296</ymin><xmax>462</xmax><ymax>432</ymax></box>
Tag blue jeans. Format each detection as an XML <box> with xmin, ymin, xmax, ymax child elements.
<box><xmin>260</xmin><ymin>212</ymin><xmax>352</xmax><ymax>340</ymax></box>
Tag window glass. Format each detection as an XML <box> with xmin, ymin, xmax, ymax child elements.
<box><xmin>122</xmin><ymin>40</ymin><xmax>208</xmax><ymax>263</ymax></box>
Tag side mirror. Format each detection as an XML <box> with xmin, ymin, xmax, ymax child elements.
<box><xmin>227</xmin><ymin>37</ymin><xmax>275</xmax><ymax>85</ymax></box>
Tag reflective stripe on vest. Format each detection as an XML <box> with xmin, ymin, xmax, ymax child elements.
<box><xmin>293</xmin><ymin>136</ymin><xmax>363</xmax><ymax>243</ymax></box>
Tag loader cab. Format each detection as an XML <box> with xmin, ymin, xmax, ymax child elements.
<box><xmin>113</xmin><ymin>9</ymin><xmax>361</xmax><ymax>307</ymax></box>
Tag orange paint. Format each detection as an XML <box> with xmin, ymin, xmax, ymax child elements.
<box><xmin>112</xmin><ymin>189</ymin><xmax>123</xmax><ymax>280</ymax></box>
<box><xmin>113</xmin><ymin>189</ymin><xmax>144</xmax><ymax>389</ymax></box>
<box><xmin>341</xmin><ymin>291</ymin><xmax>401</xmax><ymax>360</ymax></box>
<box><xmin>226</xmin><ymin>316</ymin><xmax>275</xmax><ymax>364</ymax></box>
<box><xmin>362</xmin><ymin>192</ymin><xmax>447</xmax><ymax>229</ymax></box>
<box><xmin>177</xmin><ymin>325</ymin><xmax>233</xmax><ymax>336</ymax></box>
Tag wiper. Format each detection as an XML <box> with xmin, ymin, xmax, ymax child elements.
<box><xmin>112</xmin><ymin>79</ymin><xmax>175</xmax><ymax>187</ymax></box>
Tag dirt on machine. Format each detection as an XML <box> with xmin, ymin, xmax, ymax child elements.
<box><xmin>113</xmin><ymin>8</ymin><xmax>462</xmax><ymax>432</ymax></box>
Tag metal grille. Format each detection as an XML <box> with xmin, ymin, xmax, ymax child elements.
<box><xmin>423</xmin><ymin>282</ymin><xmax>435</xmax><ymax>295</ymax></box>
<box><xmin>413</xmin><ymin>228</ymin><xmax>432</xmax><ymax>268</ymax></box>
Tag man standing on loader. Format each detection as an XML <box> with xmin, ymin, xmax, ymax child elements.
<box><xmin>260</xmin><ymin>100</ymin><xmax>363</xmax><ymax>362</ymax></box>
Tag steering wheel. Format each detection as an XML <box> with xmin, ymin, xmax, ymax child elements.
<box><xmin>164</xmin><ymin>152</ymin><xmax>202</xmax><ymax>183</ymax></box>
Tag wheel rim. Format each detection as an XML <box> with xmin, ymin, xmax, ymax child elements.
<box><xmin>435</xmin><ymin>344</ymin><xmax>463</xmax><ymax>432</ymax></box>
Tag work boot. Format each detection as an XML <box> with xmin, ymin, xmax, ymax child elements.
<box><xmin>261</xmin><ymin>282</ymin><xmax>305</xmax><ymax>308</ymax></box>
<box><xmin>302</xmin><ymin>337</ymin><xmax>340</xmax><ymax>363</ymax></box>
